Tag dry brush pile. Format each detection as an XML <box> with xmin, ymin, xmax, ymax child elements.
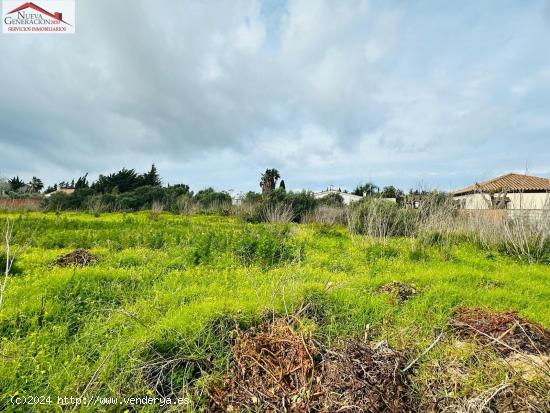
<box><xmin>205</xmin><ymin>307</ymin><xmax>550</xmax><ymax>413</ymax></box>
<box><xmin>412</xmin><ymin>307</ymin><xmax>550</xmax><ymax>413</ymax></box>
<box><xmin>54</xmin><ymin>249</ymin><xmax>100</xmax><ymax>267</ymax></box>
<box><xmin>209</xmin><ymin>318</ymin><xmax>412</xmax><ymax>413</ymax></box>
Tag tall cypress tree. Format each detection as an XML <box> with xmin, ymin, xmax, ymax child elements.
<box><xmin>143</xmin><ymin>164</ymin><xmax>161</xmax><ymax>187</ymax></box>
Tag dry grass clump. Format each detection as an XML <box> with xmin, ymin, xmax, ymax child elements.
<box><xmin>148</xmin><ymin>200</ymin><xmax>165</xmax><ymax>221</ymax></box>
<box><xmin>411</xmin><ymin>194</ymin><xmax>550</xmax><ymax>264</ymax></box>
<box><xmin>86</xmin><ymin>196</ymin><xmax>109</xmax><ymax>216</ymax></box>
<box><xmin>453</xmin><ymin>210</ymin><xmax>550</xmax><ymax>264</ymax></box>
<box><xmin>416</xmin><ymin>307</ymin><xmax>550</xmax><ymax>412</ymax></box>
<box><xmin>302</xmin><ymin>206</ymin><xmax>347</xmax><ymax>226</ymax></box>
<box><xmin>261</xmin><ymin>203</ymin><xmax>295</xmax><ymax>224</ymax></box>
<box><xmin>413</xmin><ymin>340</ymin><xmax>550</xmax><ymax>413</ymax></box>
<box><xmin>54</xmin><ymin>249</ymin><xmax>99</xmax><ymax>267</ymax></box>
<box><xmin>410</xmin><ymin>307</ymin><xmax>550</xmax><ymax>412</ymax></box>
<box><xmin>209</xmin><ymin>318</ymin><xmax>411</xmax><ymax>412</ymax></box>
<box><xmin>176</xmin><ymin>196</ymin><xmax>199</xmax><ymax>215</ymax></box>
<box><xmin>347</xmin><ymin>199</ymin><xmax>417</xmax><ymax>241</ymax></box>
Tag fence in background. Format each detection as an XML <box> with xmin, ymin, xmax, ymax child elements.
<box><xmin>457</xmin><ymin>208</ymin><xmax>548</xmax><ymax>222</ymax></box>
<box><xmin>0</xmin><ymin>198</ymin><xmax>42</xmax><ymax>211</ymax></box>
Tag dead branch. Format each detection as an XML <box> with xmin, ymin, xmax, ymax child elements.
<box><xmin>402</xmin><ymin>331</ymin><xmax>444</xmax><ymax>372</ymax></box>
<box><xmin>0</xmin><ymin>219</ymin><xmax>14</xmax><ymax>309</ymax></box>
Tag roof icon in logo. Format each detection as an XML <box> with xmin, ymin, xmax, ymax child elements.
<box><xmin>6</xmin><ymin>2</ymin><xmax>71</xmax><ymax>25</ymax></box>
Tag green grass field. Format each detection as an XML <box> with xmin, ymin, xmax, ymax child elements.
<box><xmin>0</xmin><ymin>212</ymin><xmax>549</xmax><ymax>411</ymax></box>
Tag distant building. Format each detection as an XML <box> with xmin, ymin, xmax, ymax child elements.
<box><xmin>57</xmin><ymin>188</ymin><xmax>75</xmax><ymax>195</ymax></box>
<box><xmin>313</xmin><ymin>187</ymin><xmax>363</xmax><ymax>205</ymax></box>
<box><xmin>44</xmin><ymin>188</ymin><xmax>75</xmax><ymax>198</ymax></box>
<box><xmin>231</xmin><ymin>192</ymin><xmax>244</xmax><ymax>206</ymax></box>
<box><xmin>453</xmin><ymin>173</ymin><xmax>550</xmax><ymax>210</ymax></box>
<box><xmin>404</xmin><ymin>194</ymin><xmax>425</xmax><ymax>209</ymax></box>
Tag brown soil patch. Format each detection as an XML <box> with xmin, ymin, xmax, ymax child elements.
<box><xmin>54</xmin><ymin>249</ymin><xmax>99</xmax><ymax>267</ymax></box>
<box><xmin>378</xmin><ymin>281</ymin><xmax>417</xmax><ymax>303</ymax></box>
<box><xmin>209</xmin><ymin>319</ymin><xmax>412</xmax><ymax>412</ymax></box>
<box><xmin>451</xmin><ymin>307</ymin><xmax>550</xmax><ymax>356</ymax></box>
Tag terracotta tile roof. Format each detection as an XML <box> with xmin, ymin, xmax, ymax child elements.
<box><xmin>453</xmin><ymin>173</ymin><xmax>550</xmax><ymax>195</ymax></box>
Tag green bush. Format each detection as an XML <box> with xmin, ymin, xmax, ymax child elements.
<box><xmin>365</xmin><ymin>243</ymin><xmax>399</xmax><ymax>262</ymax></box>
<box><xmin>233</xmin><ymin>226</ymin><xmax>303</xmax><ymax>267</ymax></box>
<box><xmin>286</xmin><ymin>191</ymin><xmax>317</xmax><ymax>221</ymax></box>
<box><xmin>186</xmin><ymin>232</ymin><xmax>226</xmax><ymax>265</ymax></box>
<box><xmin>242</xmin><ymin>191</ymin><xmax>262</xmax><ymax>204</ymax></box>
<box><xmin>317</xmin><ymin>193</ymin><xmax>344</xmax><ymax>208</ymax></box>
<box><xmin>42</xmin><ymin>189</ymin><xmax>94</xmax><ymax>211</ymax></box>
<box><xmin>194</xmin><ymin>188</ymin><xmax>232</xmax><ymax>211</ymax></box>
<box><xmin>242</xmin><ymin>190</ymin><xmax>317</xmax><ymax>223</ymax></box>
<box><xmin>42</xmin><ymin>185</ymin><xmax>194</xmax><ymax>213</ymax></box>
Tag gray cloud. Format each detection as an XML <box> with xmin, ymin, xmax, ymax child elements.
<box><xmin>0</xmin><ymin>0</ymin><xmax>549</xmax><ymax>192</ymax></box>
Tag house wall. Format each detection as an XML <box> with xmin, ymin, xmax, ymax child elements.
<box><xmin>313</xmin><ymin>191</ymin><xmax>363</xmax><ymax>205</ymax></box>
<box><xmin>454</xmin><ymin>192</ymin><xmax>550</xmax><ymax>210</ymax></box>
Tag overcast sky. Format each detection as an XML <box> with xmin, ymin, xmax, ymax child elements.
<box><xmin>1</xmin><ymin>0</ymin><xmax>549</xmax><ymax>193</ymax></box>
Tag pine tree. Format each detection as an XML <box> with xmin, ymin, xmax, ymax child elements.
<box><xmin>279</xmin><ymin>180</ymin><xmax>286</xmax><ymax>190</ymax></box>
<box><xmin>75</xmin><ymin>173</ymin><xmax>89</xmax><ymax>190</ymax></box>
<box><xmin>142</xmin><ymin>164</ymin><xmax>161</xmax><ymax>187</ymax></box>
<box><xmin>8</xmin><ymin>176</ymin><xmax>25</xmax><ymax>192</ymax></box>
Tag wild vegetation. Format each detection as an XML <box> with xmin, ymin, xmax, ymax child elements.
<box><xmin>0</xmin><ymin>210</ymin><xmax>548</xmax><ymax>412</ymax></box>
<box><xmin>1</xmin><ymin>167</ymin><xmax>549</xmax><ymax>411</ymax></box>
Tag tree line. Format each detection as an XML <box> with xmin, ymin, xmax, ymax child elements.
<box><xmin>0</xmin><ymin>165</ymin><xmax>428</xmax><ymax>218</ymax></box>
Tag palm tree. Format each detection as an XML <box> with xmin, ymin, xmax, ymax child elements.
<box><xmin>260</xmin><ymin>169</ymin><xmax>281</xmax><ymax>195</ymax></box>
<box><xmin>353</xmin><ymin>182</ymin><xmax>379</xmax><ymax>197</ymax></box>
<box><xmin>28</xmin><ymin>177</ymin><xmax>44</xmax><ymax>193</ymax></box>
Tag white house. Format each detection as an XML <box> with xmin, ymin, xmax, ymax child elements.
<box><xmin>44</xmin><ymin>188</ymin><xmax>75</xmax><ymax>198</ymax></box>
<box><xmin>453</xmin><ymin>173</ymin><xmax>550</xmax><ymax>210</ymax></box>
<box><xmin>313</xmin><ymin>188</ymin><xmax>363</xmax><ymax>205</ymax></box>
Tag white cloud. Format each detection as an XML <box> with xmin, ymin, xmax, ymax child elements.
<box><xmin>0</xmin><ymin>0</ymin><xmax>548</xmax><ymax>192</ymax></box>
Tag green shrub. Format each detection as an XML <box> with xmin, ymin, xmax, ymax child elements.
<box><xmin>365</xmin><ymin>243</ymin><xmax>399</xmax><ymax>262</ymax></box>
<box><xmin>242</xmin><ymin>190</ymin><xmax>317</xmax><ymax>223</ymax></box>
<box><xmin>140</xmin><ymin>313</ymin><xmax>240</xmax><ymax>403</ymax></box>
<box><xmin>285</xmin><ymin>191</ymin><xmax>317</xmax><ymax>222</ymax></box>
<box><xmin>185</xmin><ymin>231</ymin><xmax>230</xmax><ymax>265</ymax></box>
<box><xmin>242</xmin><ymin>191</ymin><xmax>262</xmax><ymax>204</ymax></box>
<box><xmin>233</xmin><ymin>227</ymin><xmax>303</xmax><ymax>267</ymax></box>
<box><xmin>194</xmin><ymin>188</ymin><xmax>231</xmax><ymax>210</ymax></box>
<box><xmin>418</xmin><ymin>230</ymin><xmax>446</xmax><ymax>247</ymax></box>
<box><xmin>316</xmin><ymin>193</ymin><xmax>344</xmax><ymax>208</ymax></box>
<box><xmin>408</xmin><ymin>242</ymin><xmax>430</xmax><ymax>262</ymax></box>
<box><xmin>299</xmin><ymin>287</ymin><xmax>332</xmax><ymax>323</ymax></box>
